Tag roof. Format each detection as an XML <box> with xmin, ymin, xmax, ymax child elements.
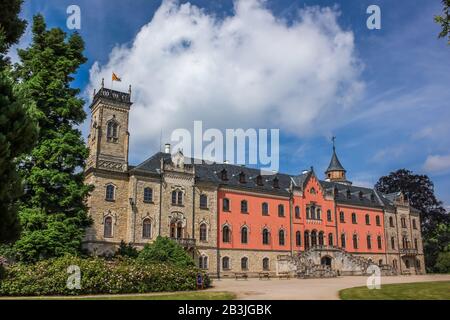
<box><xmin>325</xmin><ymin>147</ymin><xmax>346</xmax><ymax>173</ymax></box>
<box><xmin>320</xmin><ymin>180</ymin><xmax>383</xmax><ymax>209</ymax></box>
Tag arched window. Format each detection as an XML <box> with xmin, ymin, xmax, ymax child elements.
<box><xmin>177</xmin><ymin>191</ymin><xmax>183</xmax><ymax>205</ymax></box>
<box><xmin>262</xmin><ymin>228</ymin><xmax>270</xmax><ymax>245</ymax></box>
<box><xmin>402</xmin><ymin>236</ymin><xmax>408</xmax><ymax>249</ymax></box>
<box><xmin>143</xmin><ymin>187</ymin><xmax>153</xmax><ymax>203</ymax></box>
<box><xmin>304</xmin><ymin>231</ymin><xmax>310</xmax><ymax>249</ymax></box>
<box><xmin>199</xmin><ymin>256</ymin><xmax>208</xmax><ymax>269</ymax></box>
<box><xmin>222</xmin><ymin>226</ymin><xmax>231</xmax><ymax>243</ymax></box>
<box><xmin>241</xmin><ymin>257</ymin><xmax>248</xmax><ymax>270</ymax></box>
<box><xmin>223</xmin><ymin>198</ymin><xmax>230</xmax><ymax>211</ymax></box>
<box><xmin>365</xmin><ymin>214</ymin><xmax>370</xmax><ymax>225</ymax></box>
<box><xmin>278</xmin><ymin>204</ymin><xmax>285</xmax><ymax>217</ymax></box>
<box><xmin>239</xmin><ymin>172</ymin><xmax>246</xmax><ymax>184</ymax></box>
<box><xmin>104</xmin><ymin>216</ymin><xmax>113</xmax><ymax>238</ymax></box>
<box><xmin>222</xmin><ymin>257</ymin><xmax>230</xmax><ymax>270</ymax></box>
<box><xmin>339</xmin><ymin>211</ymin><xmax>345</xmax><ymax>223</ymax></box>
<box><xmin>401</xmin><ymin>217</ymin><xmax>407</xmax><ymax>228</ymax></box>
<box><xmin>306</xmin><ymin>207</ymin><xmax>311</xmax><ymax>219</ymax></box>
<box><xmin>262</xmin><ymin>202</ymin><xmax>269</xmax><ymax>216</ymax></box>
<box><xmin>405</xmin><ymin>259</ymin><xmax>410</xmax><ymax>269</ymax></box>
<box><xmin>352</xmin><ymin>213</ymin><xmax>357</xmax><ymax>224</ymax></box>
<box><xmin>200</xmin><ymin>194</ymin><xmax>208</xmax><ymax>209</ymax></box>
<box><xmin>171</xmin><ymin>190</ymin><xmax>177</xmax><ymax>204</ymax></box>
<box><xmin>106</xmin><ymin>120</ymin><xmax>118</xmax><ymax>142</ymax></box>
<box><xmin>241</xmin><ymin>227</ymin><xmax>248</xmax><ymax>244</ymax></box>
<box><xmin>295</xmin><ymin>206</ymin><xmax>300</xmax><ymax>219</ymax></box>
<box><xmin>172</xmin><ymin>190</ymin><xmax>183</xmax><ymax>205</ymax></box>
<box><xmin>105</xmin><ymin>184</ymin><xmax>115</xmax><ymax>201</ymax></box>
<box><xmin>412</xmin><ymin>219</ymin><xmax>417</xmax><ymax>229</ymax></box>
<box><xmin>377</xmin><ymin>235</ymin><xmax>382</xmax><ymax>249</ymax></box>
<box><xmin>241</xmin><ymin>200</ymin><xmax>248</xmax><ymax>213</ymax></box>
<box><xmin>199</xmin><ymin>223</ymin><xmax>207</xmax><ymax>241</ymax></box>
<box><xmin>273</xmin><ymin>177</ymin><xmax>279</xmax><ymax>189</ymax></box>
<box><xmin>341</xmin><ymin>233</ymin><xmax>346</xmax><ymax>248</ymax></box>
<box><xmin>142</xmin><ymin>218</ymin><xmax>152</xmax><ymax>239</ymax></box>
<box><xmin>256</xmin><ymin>175</ymin><xmax>263</xmax><ymax>186</ymax></box>
<box><xmin>279</xmin><ymin>229</ymin><xmax>285</xmax><ymax>246</ymax></box>
<box><xmin>328</xmin><ymin>233</ymin><xmax>333</xmax><ymax>246</ymax></box>
<box><xmin>391</xmin><ymin>236</ymin><xmax>396</xmax><ymax>249</ymax></box>
<box><xmin>318</xmin><ymin>232</ymin><xmax>324</xmax><ymax>246</ymax></box>
<box><xmin>353</xmin><ymin>234</ymin><xmax>358</xmax><ymax>249</ymax></box>
<box><xmin>296</xmin><ymin>231</ymin><xmax>301</xmax><ymax>246</ymax></box>
<box><xmin>317</xmin><ymin>209</ymin><xmax>321</xmax><ymax>220</ymax></box>
<box><xmin>220</xmin><ymin>169</ymin><xmax>228</xmax><ymax>181</ymax></box>
<box><xmin>262</xmin><ymin>258</ymin><xmax>270</xmax><ymax>271</ymax></box>
<box><xmin>367</xmin><ymin>235</ymin><xmax>372</xmax><ymax>249</ymax></box>
<box><xmin>327</xmin><ymin>210</ymin><xmax>332</xmax><ymax>222</ymax></box>
<box><xmin>376</xmin><ymin>215</ymin><xmax>381</xmax><ymax>226</ymax></box>
<box><xmin>311</xmin><ymin>230</ymin><xmax>317</xmax><ymax>247</ymax></box>
<box><xmin>389</xmin><ymin>216</ymin><xmax>394</xmax><ymax>227</ymax></box>
<box><xmin>310</xmin><ymin>206</ymin><xmax>316</xmax><ymax>220</ymax></box>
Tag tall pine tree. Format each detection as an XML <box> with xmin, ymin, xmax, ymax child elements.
<box><xmin>13</xmin><ymin>15</ymin><xmax>92</xmax><ymax>262</ymax></box>
<box><xmin>0</xmin><ymin>0</ymin><xmax>38</xmax><ymax>243</ymax></box>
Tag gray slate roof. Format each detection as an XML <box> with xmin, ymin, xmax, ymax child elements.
<box><xmin>325</xmin><ymin>147</ymin><xmax>346</xmax><ymax>173</ymax></box>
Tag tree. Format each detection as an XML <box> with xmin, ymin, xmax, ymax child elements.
<box><xmin>138</xmin><ymin>237</ymin><xmax>195</xmax><ymax>268</ymax></box>
<box><xmin>12</xmin><ymin>14</ymin><xmax>92</xmax><ymax>262</ymax></box>
<box><xmin>375</xmin><ymin>169</ymin><xmax>450</xmax><ymax>271</ymax></box>
<box><xmin>435</xmin><ymin>0</ymin><xmax>450</xmax><ymax>44</ymax></box>
<box><xmin>0</xmin><ymin>0</ymin><xmax>38</xmax><ymax>243</ymax></box>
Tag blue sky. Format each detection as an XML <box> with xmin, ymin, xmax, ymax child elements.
<box><xmin>13</xmin><ymin>0</ymin><xmax>450</xmax><ymax>208</ymax></box>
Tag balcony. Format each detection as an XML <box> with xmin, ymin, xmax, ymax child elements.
<box><xmin>400</xmin><ymin>248</ymin><xmax>418</xmax><ymax>256</ymax></box>
<box><xmin>170</xmin><ymin>237</ymin><xmax>196</xmax><ymax>248</ymax></box>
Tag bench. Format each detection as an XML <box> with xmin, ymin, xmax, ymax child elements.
<box><xmin>234</xmin><ymin>272</ymin><xmax>248</xmax><ymax>280</ymax></box>
<box><xmin>278</xmin><ymin>272</ymin><xmax>291</xmax><ymax>279</ymax></box>
<box><xmin>258</xmin><ymin>272</ymin><xmax>270</xmax><ymax>280</ymax></box>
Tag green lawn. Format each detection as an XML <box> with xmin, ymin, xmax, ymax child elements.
<box><xmin>0</xmin><ymin>291</ymin><xmax>235</xmax><ymax>300</ymax></box>
<box><xmin>339</xmin><ymin>281</ymin><xmax>450</xmax><ymax>300</ymax></box>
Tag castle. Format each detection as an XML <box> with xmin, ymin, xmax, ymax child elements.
<box><xmin>83</xmin><ymin>85</ymin><xmax>425</xmax><ymax>277</ymax></box>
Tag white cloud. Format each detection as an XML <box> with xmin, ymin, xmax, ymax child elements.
<box><xmin>423</xmin><ymin>154</ymin><xmax>450</xmax><ymax>174</ymax></box>
<box><xmin>87</xmin><ymin>0</ymin><xmax>364</xmax><ymax>159</ymax></box>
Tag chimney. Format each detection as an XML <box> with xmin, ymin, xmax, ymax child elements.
<box><xmin>164</xmin><ymin>143</ymin><xmax>171</xmax><ymax>154</ymax></box>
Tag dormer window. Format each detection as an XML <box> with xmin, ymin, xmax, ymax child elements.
<box><xmin>239</xmin><ymin>172</ymin><xmax>246</xmax><ymax>184</ymax></box>
<box><xmin>106</xmin><ymin>119</ymin><xmax>119</xmax><ymax>142</ymax></box>
<box><xmin>359</xmin><ymin>191</ymin><xmax>364</xmax><ymax>200</ymax></box>
<box><xmin>370</xmin><ymin>193</ymin><xmax>375</xmax><ymax>202</ymax></box>
<box><xmin>256</xmin><ymin>175</ymin><xmax>263</xmax><ymax>186</ymax></box>
<box><xmin>334</xmin><ymin>187</ymin><xmax>339</xmax><ymax>198</ymax></box>
<box><xmin>310</xmin><ymin>187</ymin><xmax>316</xmax><ymax>194</ymax></box>
<box><xmin>346</xmin><ymin>189</ymin><xmax>351</xmax><ymax>199</ymax></box>
<box><xmin>273</xmin><ymin>177</ymin><xmax>279</xmax><ymax>189</ymax></box>
<box><xmin>220</xmin><ymin>169</ymin><xmax>228</xmax><ymax>181</ymax></box>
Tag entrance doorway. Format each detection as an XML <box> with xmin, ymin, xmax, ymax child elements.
<box><xmin>321</xmin><ymin>256</ymin><xmax>332</xmax><ymax>267</ymax></box>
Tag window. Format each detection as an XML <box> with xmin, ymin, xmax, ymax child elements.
<box><xmin>256</xmin><ymin>175</ymin><xmax>263</xmax><ymax>186</ymax></box>
<box><xmin>241</xmin><ymin>227</ymin><xmax>248</xmax><ymax>244</ymax></box>
<box><xmin>262</xmin><ymin>258</ymin><xmax>270</xmax><ymax>271</ymax></box>
<box><xmin>241</xmin><ymin>200</ymin><xmax>248</xmax><ymax>213</ymax></box>
<box><xmin>391</xmin><ymin>236</ymin><xmax>396</xmax><ymax>249</ymax></box>
<box><xmin>328</xmin><ymin>233</ymin><xmax>333</xmax><ymax>246</ymax></box>
<box><xmin>405</xmin><ymin>259</ymin><xmax>410</xmax><ymax>269</ymax></box>
<box><xmin>352</xmin><ymin>234</ymin><xmax>358</xmax><ymax>249</ymax></box>
<box><xmin>273</xmin><ymin>177</ymin><xmax>279</xmax><ymax>189</ymax></box>
<box><xmin>367</xmin><ymin>235</ymin><xmax>372</xmax><ymax>250</ymax></box>
<box><xmin>310</xmin><ymin>206</ymin><xmax>316</xmax><ymax>219</ymax></box>
<box><xmin>311</xmin><ymin>230</ymin><xmax>317</xmax><ymax>246</ymax></box>
<box><xmin>104</xmin><ymin>216</ymin><xmax>113</xmax><ymax>238</ymax></box>
<box><xmin>304</xmin><ymin>231</ymin><xmax>310</xmax><ymax>249</ymax></box>
<box><xmin>310</xmin><ymin>187</ymin><xmax>316</xmax><ymax>195</ymax></box>
<box><xmin>376</xmin><ymin>215</ymin><xmax>381</xmax><ymax>226</ymax></box>
<box><xmin>414</xmin><ymin>238</ymin><xmax>418</xmax><ymax>250</ymax></box>
<box><xmin>172</xmin><ymin>190</ymin><xmax>183</xmax><ymax>205</ymax></box>
<box><xmin>346</xmin><ymin>189</ymin><xmax>351</xmax><ymax>199</ymax></box>
<box><xmin>401</xmin><ymin>217</ymin><xmax>407</xmax><ymax>228</ymax></box>
<box><xmin>389</xmin><ymin>216</ymin><xmax>394</xmax><ymax>227</ymax></box>
<box><xmin>278</xmin><ymin>204</ymin><xmax>285</xmax><ymax>217</ymax></box>
<box><xmin>358</xmin><ymin>191</ymin><xmax>364</xmax><ymax>200</ymax></box>
<box><xmin>220</xmin><ymin>169</ymin><xmax>228</xmax><ymax>181</ymax></box>
<box><xmin>318</xmin><ymin>232</ymin><xmax>324</xmax><ymax>246</ymax></box>
<box><xmin>200</xmin><ymin>194</ymin><xmax>208</xmax><ymax>209</ymax></box>
<box><xmin>241</xmin><ymin>257</ymin><xmax>248</xmax><ymax>270</ymax></box>
<box><xmin>170</xmin><ymin>221</ymin><xmax>183</xmax><ymax>239</ymax></box>
<box><xmin>177</xmin><ymin>191</ymin><xmax>183</xmax><ymax>205</ymax></box>
<box><xmin>339</xmin><ymin>211</ymin><xmax>345</xmax><ymax>223</ymax></box>
<box><xmin>262</xmin><ymin>228</ymin><xmax>270</xmax><ymax>245</ymax></box>
<box><xmin>365</xmin><ymin>214</ymin><xmax>370</xmax><ymax>225</ymax></box>
<box><xmin>306</xmin><ymin>207</ymin><xmax>310</xmax><ymax>219</ymax></box>
<box><xmin>377</xmin><ymin>236</ymin><xmax>382</xmax><ymax>249</ymax></box>
<box><xmin>172</xmin><ymin>191</ymin><xmax>177</xmax><ymax>204</ymax></box>
<box><xmin>222</xmin><ymin>257</ymin><xmax>230</xmax><ymax>270</ymax></box>
<box><xmin>223</xmin><ymin>198</ymin><xmax>230</xmax><ymax>211</ymax></box>
<box><xmin>341</xmin><ymin>234</ymin><xmax>346</xmax><ymax>248</ymax></box>
<box><xmin>296</xmin><ymin>231</ymin><xmax>301</xmax><ymax>246</ymax></box>
<box><xmin>351</xmin><ymin>212</ymin><xmax>357</xmax><ymax>224</ymax></box>
<box><xmin>142</xmin><ymin>218</ymin><xmax>151</xmax><ymax>239</ymax></box>
<box><xmin>295</xmin><ymin>206</ymin><xmax>300</xmax><ymax>219</ymax></box>
<box><xmin>239</xmin><ymin>172</ymin><xmax>246</xmax><ymax>184</ymax></box>
<box><xmin>279</xmin><ymin>229</ymin><xmax>285</xmax><ymax>246</ymax></box>
<box><xmin>200</xmin><ymin>223</ymin><xmax>207</xmax><ymax>241</ymax></box>
<box><xmin>412</xmin><ymin>219</ymin><xmax>417</xmax><ymax>229</ymax></box>
<box><xmin>199</xmin><ymin>256</ymin><xmax>208</xmax><ymax>269</ymax></box>
<box><xmin>105</xmin><ymin>184</ymin><xmax>115</xmax><ymax>201</ymax></box>
<box><xmin>317</xmin><ymin>209</ymin><xmax>321</xmax><ymax>220</ymax></box>
<box><xmin>327</xmin><ymin>210</ymin><xmax>332</xmax><ymax>222</ymax></box>
<box><xmin>143</xmin><ymin>187</ymin><xmax>153</xmax><ymax>203</ymax></box>
<box><xmin>262</xmin><ymin>202</ymin><xmax>269</xmax><ymax>216</ymax></box>
<box><xmin>106</xmin><ymin>120</ymin><xmax>118</xmax><ymax>142</ymax></box>
<box><xmin>222</xmin><ymin>226</ymin><xmax>231</xmax><ymax>243</ymax></box>
<box><xmin>402</xmin><ymin>236</ymin><xmax>408</xmax><ymax>249</ymax></box>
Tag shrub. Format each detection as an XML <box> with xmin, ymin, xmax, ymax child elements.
<box><xmin>435</xmin><ymin>251</ymin><xmax>450</xmax><ymax>273</ymax></box>
<box><xmin>138</xmin><ymin>236</ymin><xmax>195</xmax><ymax>268</ymax></box>
<box><xmin>0</xmin><ymin>255</ymin><xmax>210</xmax><ymax>296</ymax></box>
<box><xmin>115</xmin><ymin>241</ymin><xmax>139</xmax><ymax>258</ymax></box>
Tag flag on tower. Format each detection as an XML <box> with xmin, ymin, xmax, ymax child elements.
<box><xmin>112</xmin><ymin>72</ymin><xmax>121</xmax><ymax>82</ymax></box>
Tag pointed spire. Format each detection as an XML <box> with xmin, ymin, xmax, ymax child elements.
<box><xmin>325</xmin><ymin>136</ymin><xmax>346</xmax><ymax>174</ymax></box>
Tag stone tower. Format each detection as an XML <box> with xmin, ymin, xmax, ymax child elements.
<box><xmin>86</xmin><ymin>80</ymin><xmax>132</xmax><ymax>172</ymax></box>
<box><xmin>325</xmin><ymin>137</ymin><xmax>350</xmax><ymax>184</ymax></box>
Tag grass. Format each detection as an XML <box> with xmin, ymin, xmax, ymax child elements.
<box><xmin>0</xmin><ymin>291</ymin><xmax>236</xmax><ymax>300</ymax></box>
<box><xmin>339</xmin><ymin>281</ymin><xmax>450</xmax><ymax>300</ymax></box>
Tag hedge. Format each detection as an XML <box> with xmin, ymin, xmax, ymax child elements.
<box><xmin>0</xmin><ymin>255</ymin><xmax>210</xmax><ymax>296</ymax></box>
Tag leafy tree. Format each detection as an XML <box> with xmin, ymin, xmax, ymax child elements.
<box><xmin>12</xmin><ymin>15</ymin><xmax>92</xmax><ymax>262</ymax></box>
<box><xmin>435</xmin><ymin>0</ymin><xmax>450</xmax><ymax>44</ymax></box>
<box><xmin>375</xmin><ymin>169</ymin><xmax>450</xmax><ymax>271</ymax></box>
<box><xmin>0</xmin><ymin>0</ymin><xmax>38</xmax><ymax>243</ymax></box>
<box><xmin>435</xmin><ymin>251</ymin><xmax>450</xmax><ymax>273</ymax></box>
<box><xmin>138</xmin><ymin>237</ymin><xmax>195</xmax><ymax>268</ymax></box>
